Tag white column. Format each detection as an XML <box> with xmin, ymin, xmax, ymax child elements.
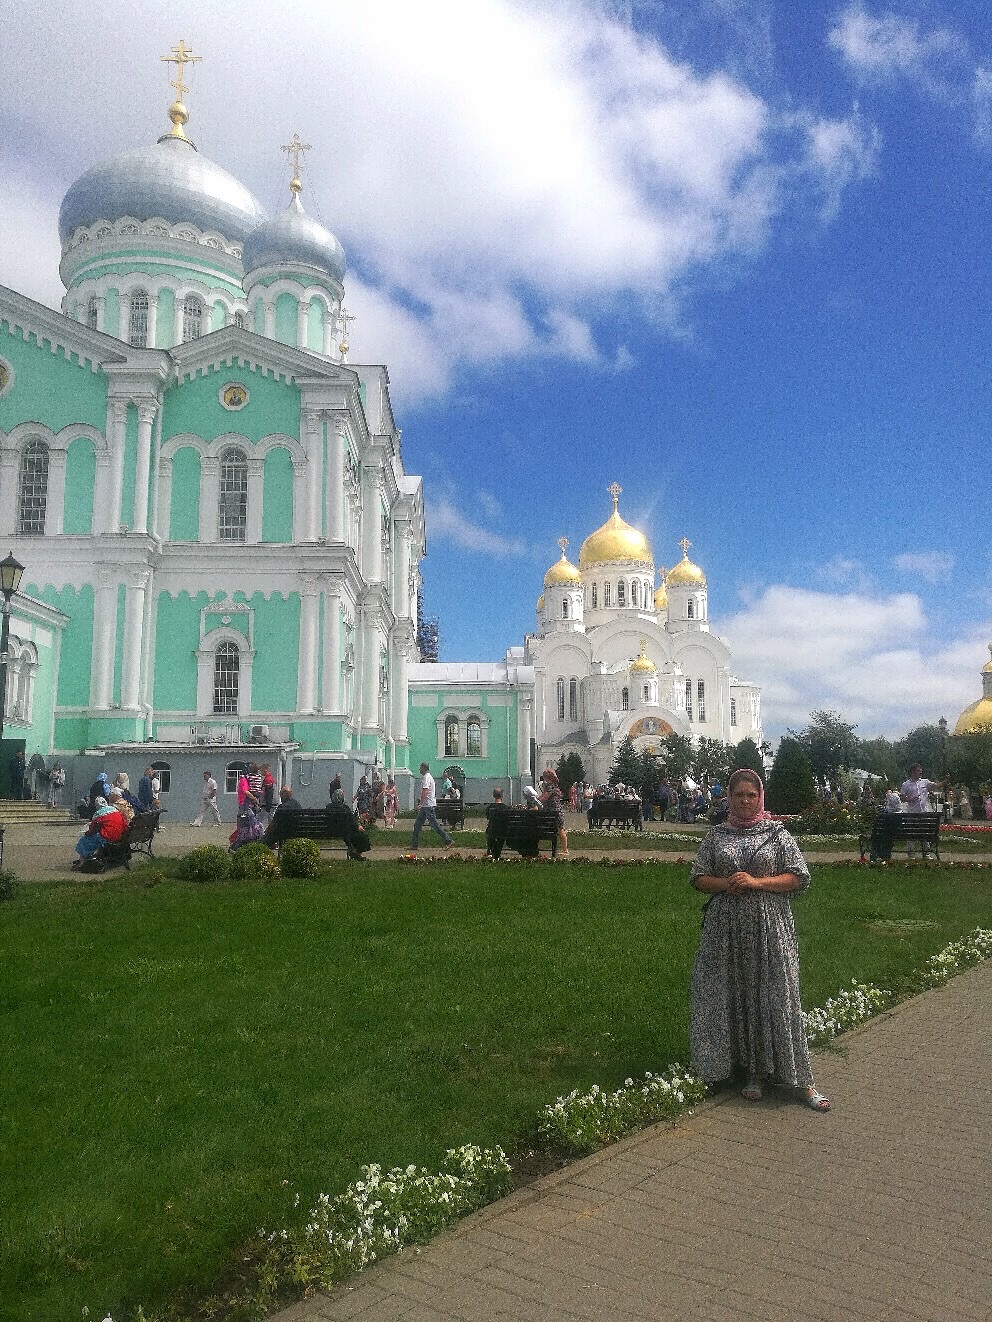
<box><xmin>0</xmin><ymin>451</ymin><xmax>18</xmax><ymax>536</ymax></box>
<box><xmin>121</xmin><ymin>570</ymin><xmax>148</xmax><ymax>710</ymax></box>
<box><xmin>291</xmin><ymin>460</ymin><xmax>307</xmax><ymax>542</ymax></box>
<box><xmin>93</xmin><ymin>452</ymin><xmax>113</xmax><ymax>536</ymax></box>
<box><xmin>518</xmin><ymin>694</ymin><xmax>533</xmax><ymax>777</ymax></box>
<box><xmin>148</xmin><ymin>407</ymin><xmax>164</xmax><ymax>539</ymax></box>
<box><xmin>247</xmin><ymin>459</ymin><xmax>264</xmax><ymax>543</ymax></box>
<box><xmin>393</xmin><ymin>519</ymin><xmax>411</xmax><ymax>619</ymax></box>
<box><xmin>105</xmin><ymin>401</ymin><xmax>127</xmax><ymax>533</ymax></box>
<box><xmin>132</xmin><ymin>401</ymin><xmax>155</xmax><ymax>533</ymax></box>
<box><xmin>91</xmin><ymin>570</ymin><xmax>118</xmax><ymax>708</ymax></box>
<box><xmin>391</xmin><ymin>640</ymin><xmax>410</xmax><ymax>742</ymax></box>
<box><xmin>302</xmin><ymin>411</ymin><xmax>321</xmax><ymax>541</ymax></box>
<box><xmin>362</xmin><ymin>616</ymin><xmax>380</xmax><ymax>728</ymax></box>
<box><xmin>47</xmin><ymin>450</ymin><xmax>67</xmax><ymax>535</ymax></box>
<box><xmin>361</xmin><ymin>467</ymin><xmax>382</xmax><ymax>583</ymax></box>
<box><xmin>147</xmin><ymin>292</ymin><xmax>159</xmax><ymax>349</ymax></box>
<box><xmin>326</xmin><ymin>416</ymin><xmax>345</xmax><ymax>541</ymax></box>
<box><xmin>199</xmin><ymin>457</ymin><xmax>218</xmax><ymax>543</ymax></box>
<box><xmin>322</xmin><ymin>585</ymin><xmax>340</xmax><ymax>713</ymax></box>
<box><xmin>297</xmin><ymin>579</ymin><xmax>320</xmax><ymax>713</ymax></box>
<box><xmin>263</xmin><ymin>301</ymin><xmax>276</xmax><ymax>339</ymax></box>
<box><xmin>296</xmin><ymin>299</ymin><xmax>310</xmax><ymax>349</ymax></box>
<box><xmin>322</xmin><ymin>304</ymin><xmax>335</xmax><ymax>356</ymax></box>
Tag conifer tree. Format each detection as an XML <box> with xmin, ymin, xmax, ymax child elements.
<box><xmin>766</xmin><ymin>737</ymin><xmax>816</xmax><ymax>813</ymax></box>
<box><xmin>609</xmin><ymin>736</ymin><xmax>642</xmax><ymax>789</ymax></box>
<box><xmin>731</xmin><ymin>737</ymin><xmax>765</xmax><ymax>778</ymax></box>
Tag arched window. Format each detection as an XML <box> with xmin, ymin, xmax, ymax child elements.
<box><xmin>467</xmin><ymin>716</ymin><xmax>482</xmax><ymax>757</ymax></box>
<box><xmin>591</xmin><ymin>584</ymin><xmax>598</xmax><ymax>609</ymax></box>
<box><xmin>621</xmin><ymin>686</ymin><xmax>629</xmax><ymax>712</ymax></box>
<box><xmin>631</xmin><ymin>580</ymin><xmax>639</xmax><ymax>607</ymax></box>
<box><xmin>730</xmin><ymin>697</ymin><xmax>738</xmax><ymax>727</ymax></box>
<box><xmin>643</xmin><ymin>684</ymin><xmax>651</xmax><ymax>703</ymax></box>
<box><xmin>557</xmin><ymin>677</ymin><xmax>565</xmax><ymax>721</ymax></box>
<box><xmin>18</xmin><ymin>441</ymin><xmax>49</xmax><ymax>534</ymax></box>
<box><xmin>697</xmin><ymin>680</ymin><xmax>706</xmax><ymax>722</ymax></box>
<box><xmin>151</xmin><ymin>761</ymin><xmax>172</xmax><ymax>794</ymax></box>
<box><xmin>444</xmin><ymin>714</ymin><xmax>460</xmax><ymax>756</ymax></box>
<box><xmin>562</xmin><ymin>598</ymin><xmax>569</xmax><ymax>619</ymax></box>
<box><xmin>128</xmin><ymin>290</ymin><xmax>149</xmax><ymax>347</ymax></box>
<box><xmin>604</xmin><ymin>582</ymin><xmax>611</xmax><ymax>607</ymax></box>
<box><xmin>218</xmin><ymin>446</ymin><xmax>248</xmax><ymax>541</ymax></box>
<box><xmin>212</xmin><ymin>640</ymin><xmax>240</xmax><ymax>714</ymax></box>
<box><xmin>569</xmin><ymin>678</ymin><xmax>578</xmax><ymax>722</ymax></box>
<box><xmin>233</xmin><ymin>311</ymin><xmax>248</xmax><ymax>329</ymax></box>
<box><xmin>226</xmin><ymin>761</ymin><xmax>249</xmax><ymax>794</ymax></box>
<box><xmin>182</xmin><ymin>295</ymin><xmax>204</xmax><ymax>343</ymax></box>
<box><xmin>688</xmin><ymin>599</ymin><xmax>694</xmax><ymax>619</ymax></box>
<box><xmin>86</xmin><ymin>296</ymin><xmax>99</xmax><ymax>330</ymax></box>
<box><xmin>617</xmin><ymin>580</ymin><xmax>626</xmax><ymax>607</ymax></box>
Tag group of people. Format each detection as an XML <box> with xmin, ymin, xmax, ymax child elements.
<box><xmin>7</xmin><ymin>750</ymin><xmax>67</xmax><ymax>806</ymax></box>
<box><xmin>352</xmin><ymin>773</ymin><xmax>401</xmax><ymax>830</ymax></box>
<box><xmin>71</xmin><ymin>768</ymin><xmax>162</xmax><ymax>868</ymax></box>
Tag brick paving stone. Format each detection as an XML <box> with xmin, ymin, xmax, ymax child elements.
<box><xmin>270</xmin><ymin>960</ymin><xmax>992</xmax><ymax>1322</ymax></box>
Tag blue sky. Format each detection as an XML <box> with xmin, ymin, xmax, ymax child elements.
<box><xmin>2</xmin><ymin>0</ymin><xmax>990</xmax><ymax>739</ymax></box>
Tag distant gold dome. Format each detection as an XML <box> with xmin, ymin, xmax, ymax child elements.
<box><xmin>955</xmin><ymin>643</ymin><xmax>992</xmax><ymax>733</ymax></box>
<box><xmin>629</xmin><ymin>640</ymin><xmax>656</xmax><ymax>673</ymax></box>
<box><xmin>654</xmin><ymin>568</ymin><xmax>668</xmax><ymax>611</ymax></box>
<box><xmin>578</xmin><ymin>486</ymin><xmax>653</xmax><ymax>569</ymax></box>
<box><xmin>536</xmin><ymin>594</ymin><xmax>545</xmax><ymax>611</ymax></box>
<box><xmin>544</xmin><ymin>549</ymin><xmax>582</xmax><ymax>587</ymax></box>
<box><xmin>667</xmin><ymin>540</ymin><xmax>706</xmax><ymax>586</ymax></box>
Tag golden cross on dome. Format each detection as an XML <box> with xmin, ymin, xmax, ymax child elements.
<box><xmin>281</xmin><ymin>133</ymin><xmax>312</xmax><ymax>194</ymax></box>
<box><xmin>160</xmin><ymin>39</ymin><xmax>201</xmax><ymax>139</ymax></box>
<box><xmin>679</xmin><ymin>536</ymin><xmax>692</xmax><ymax>558</ymax></box>
<box><xmin>608</xmin><ymin>481</ymin><xmax>622</xmax><ymax>510</ymax></box>
<box><xmin>658</xmin><ymin>566</ymin><xmax>667</xmax><ymax>582</ymax></box>
<box><xmin>337</xmin><ymin>307</ymin><xmax>356</xmax><ymax>360</ymax></box>
<box><xmin>557</xmin><ymin>536</ymin><xmax>569</xmax><ymax>556</ymax></box>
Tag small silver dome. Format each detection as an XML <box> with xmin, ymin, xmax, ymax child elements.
<box><xmin>242</xmin><ymin>194</ymin><xmax>346</xmax><ymax>284</ymax></box>
<box><xmin>59</xmin><ymin>136</ymin><xmax>268</xmax><ymax>246</ymax></box>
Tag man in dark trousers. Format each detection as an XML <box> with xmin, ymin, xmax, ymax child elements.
<box><xmin>486</xmin><ymin>787</ymin><xmax>510</xmax><ymax>860</ymax></box>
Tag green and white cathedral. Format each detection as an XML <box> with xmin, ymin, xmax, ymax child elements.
<box><xmin>0</xmin><ymin>49</ymin><xmax>761</xmax><ymax>815</ymax></box>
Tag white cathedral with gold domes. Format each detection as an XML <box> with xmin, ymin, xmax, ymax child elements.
<box><xmin>408</xmin><ymin>485</ymin><xmax>762</xmax><ymax>796</ymax></box>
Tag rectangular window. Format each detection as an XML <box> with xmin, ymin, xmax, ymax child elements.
<box><xmin>557</xmin><ymin>678</ymin><xmax>565</xmax><ymax>721</ymax></box>
<box><xmin>685</xmin><ymin>678</ymin><xmax>692</xmax><ymax>720</ymax></box>
<box><xmin>569</xmin><ymin>678</ymin><xmax>578</xmax><ymax>722</ymax></box>
<box><xmin>604</xmin><ymin>583</ymin><xmax>611</xmax><ymax>607</ymax></box>
<box><xmin>730</xmin><ymin>697</ymin><xmax>737</xmax><ymax>727</ymax></box>
<box><xmin>697</xmin><ymin>680</ymin><xmax>706</xmax><ymax>723</ymax></box>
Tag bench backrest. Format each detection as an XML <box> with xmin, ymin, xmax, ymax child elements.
<box><xmin>504</xmin><ymin>809</ymin><xmax>559</xmax><ymax>830</ymax></box>
<box><xmin>268</xmin><ymin>808</ymin><xmax>355</xmax><ymax>841</ymax></box>
<box><xmin>874</xmin><ymin>811</ymin><xmax>941</xmax><ymax>837</ymax></box>
<box><xmin>124</xmin><ymin>811</ymin><xmax>159</xmax><ymax>846</ymax></box>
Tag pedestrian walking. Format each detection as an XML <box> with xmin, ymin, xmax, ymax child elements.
<box><xmin>410</xmin><ymin>762</ymin><xmax>453</xmax><ymax>850</ymax></box>
<box><xmin>191</xmin><ymin>770</ymin><xmax>222</xmax><ymax>826</ymax></box>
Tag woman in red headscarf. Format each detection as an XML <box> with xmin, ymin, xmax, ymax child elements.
<box><xmin>688</xmin><ymin>768</ymin><xmax>829</xmax><ymax>1111</ymax></box>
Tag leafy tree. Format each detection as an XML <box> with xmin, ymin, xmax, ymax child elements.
<box><xmin>790</xmin><ymin>710</ymin><xmax>859</xmax><ymax>785</ymax></box>
<box><xmin>896</xmin><ymin>724</ymin><xmax>947</xmax><ymax>780</ymax></box>
<box><xmin>609</xmin><ymin>736</ymin><xmax>642</xmax><ymax>789</ymax></box>
<box><xmin>655</xmin><ymin>732</ymin><xmax>694</xmax><ymax>781</ymax></box>
<box><xmin>694</xmin><ymin>737</ymin><xmax>733</xmax><ymax>786</ymax></box>
<box><xmin>857</xmin><ymin>736</ymin><xmax>902</xmax><ymax>787</ymax></box>
<box><xmin>766</xmin><ymin>737</ymin><xmax>816</xmax><ymax>813</ymax></box>
<box><xmin>555</xmin><ymin>751</ymin><xmax>586</xmax><ymax>794</ymax></box>
<box><xmin>639</xmin><ymin>749</ymin><xmax>663</xmax><ymax>799</ymax></box>
<box><xmin>947</xmin><ymin>732</ymin><xmax>992</xmax><ymax>793</ymax></box>
<box><xmin>731</xmin><ymin>737</ymin><xmax>765</xmax><ymax>777</ymax></box>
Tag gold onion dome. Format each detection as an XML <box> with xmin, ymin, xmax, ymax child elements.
<box><xmin>654</xmin><ymin>568</ymin><xmax>668</xmax><ymax>610</ymax></box>
<box><xmin>954</xmin><ymin>643</ymin><xmax>992</xmax><ymax>733</ymax></box>
<box><xmin>630</xmin><ymin>640</ymin><xmax>656</xmax><ymax>673</ymax></box>
<box><xmin>578</xmin><ymin>485</ymin><xmax>653</xmax><ymax>569</ymax></box>
<box><xmin>544</xmin><ymin>548</ymin><xmax>582</xmax><ymax>587</ymax></box>
<box><xmin>667</xmin><ymin>539</ymin><xmax>706</xmax><ymax>586</ymax></box>
<box><xmin>536</xmin><ymin>594</ymin><xmax>545</xmax><ymax>611</ymax></box>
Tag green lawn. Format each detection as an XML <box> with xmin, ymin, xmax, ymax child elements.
<box><xmin>1</xmin><ymin>858</ymin><xmax>989</xmax><ymax>1321</ymax></box>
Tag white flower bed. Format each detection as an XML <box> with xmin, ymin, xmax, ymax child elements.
<box><xmin>536</xmin><ymin>1066</ymin><xmax>708</xmax><ymax>1155</ymax></box>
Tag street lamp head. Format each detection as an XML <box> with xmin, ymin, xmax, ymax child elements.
<box><xmin>938</xmin><ymin>716</ymin><xmax>948</xmax><ymax>736</ymax></box>
<box><xmin>0</xmin><ymin>553</ymin><xmax>24</xmax><ymax>602</ymax></box>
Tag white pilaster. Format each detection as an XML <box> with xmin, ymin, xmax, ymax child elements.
<box><xmin>391</xmin><ymin>640</ymin><xmax>410</xmax><ymax>742</ymax></box>
<box><xmin>393</xmin><ymin>518</ymin><xmax>411</xmax><ymax>619</ymax></box>
<box><xmin>296</xmin><ymin>578</ymin><xmax>320</xmax><ymax>713</ymax></box>
<box><xmin>132</xmin><ymin>401</ymin><xmax>155</xmax><ymax>534</ymax></box>
<box><xmin>518</xmin><ymin>695</ymin><xmax>534</xmax><ymax>778</ymax></box>
<box><xmin>362</xmin><ymin>616</ymin><xmax>380</xmax><ymax>728</ymax></box>
<box><xmin>302</xmin><ymin>411</ymin><xmax>322</xmax><ymax>541</ymax></box>
<box><xmin>91</xmin><ymin>569</ymin><xmax>118</xmax><ymax>708</ymax></box>
<box><xmin>247</xmin><ymin>459</ymin><xmax>264</xmax><ymax>543</ymax></box>
<box><xmin>297</xmin><ymin>299</ymin><xmax>310</xmax><ymax>349</ymax></box>
<box><xmin>147</xmin><ymin>293</ymin><xmax>159</xmax><ymax>349</ymax></box>
<box><xmin>326</xmin><ymin>416</ymin><xmax>346</xmax><ymax>542</ymax></box>
<box><xmin>47</xmin><ymin>450</ymin><xmax>67</xmax><ymax>535</ymax></box>
<box><xmin>149</xmin><ymin>407</ymin><xmax>164</xmax><ymax>540</ymax></box>
<box><xmin>105</xmin><ymin>401</ymin><xmax>127</xmax><ymax>532</ymax></box>
<box><xmin>361</xmin><ymin>466</ymin><xmax>382</xmax><ymax>583</ymax></box>
<box><xmin>263</xmin><ymin>301</ymin><xmax>276</xmax><ymax>339</ymax></box>
<box><xmin>199</xmin><ymin>456</ymin><xmax>219</xmax><ymax>542</ymax></box>
<box><xmin>322</xmin><ymin>584</ymin><xmax>341</xmax><ymax>713</ymax></box>
<box><xmin>0</xmin><ymin>452</ymin><xmax>18</xmax><ymax>536</ymax></box>
<box><xmin>121</xmin><ymin>570</ymin><xmax>149</xmax><ymax>710</ymax></box>
<box><xmin>322</xmin><ymin>306</ymin><xmax>335</xmax><ymax>357</ymax></box>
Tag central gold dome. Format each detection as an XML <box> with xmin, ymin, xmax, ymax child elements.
<box><xmin>579</xmin><ymin>488</ymin><xmax>653</xmax><ymax>570</ymax></box>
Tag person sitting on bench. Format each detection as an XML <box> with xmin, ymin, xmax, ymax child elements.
<box><xmin>486</xmin><ymin>788</ymin><xmax>510</xmax><ymax>860</ymax></box>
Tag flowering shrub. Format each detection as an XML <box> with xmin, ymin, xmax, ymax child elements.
<box><xmin>279</xmin><ymin>837</ymin><xmax>322</xmax><ymax>879</ymax></box>
<box><xmin>228</xmin><ymin>843</ymin><xmax>281</xmax><ymax>882</ymax></box>
<box><xmin>177</xmin><ymin>844</ymin><xmax>230</xmax><ymax>884</ymax></box>
<box><xmin>793</xmin><ymin>800</ymin><xmax>868</xmax><ymax>836</ymax></box>
<box><xmin>803</xmin><ymin>981</ymin><xmax>893</xmax><ymax>1046</ymax></box>
<box><xmin>537</xmin><ymin>1066</ymin><xmax>707</xmax><ymax>1155</ymax></box>
<box><xmin>915</xmin><ymin>928</ymin><xmax>992</xmax><ymax>988</ymax></box>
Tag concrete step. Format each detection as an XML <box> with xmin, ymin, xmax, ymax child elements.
<box><xmin>0</xmin><ymin>800</ymin><xmax>74</xmax><ymax>827</ymax></box>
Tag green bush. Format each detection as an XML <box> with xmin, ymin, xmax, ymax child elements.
<box><xmin>177</xmin><ymin>845</ymin><xmax>230</xmax><ymax>884</ymax></box>
<box><xmin>0</xmin><ymin>870</ymin><xmax>17</xmax><ymax>901</ymax></box>
<box><xmin>280</xmin><ymin>837</ymin><xmax>322</xmax><ymax>879</ymax></box>
<box><xmin>794</xmin><ymin>799</ymin><xmax>868</xmax><ymax>835</ymax></box>
<box><xmin>767</xmin><ymin>737</ymin><xmax>816</xmax><ymax>813</ymax></box>
<box><xmin>229</xmin><ymin>842</ymin><xmax>281</xmax><ymax>881</ymax></box>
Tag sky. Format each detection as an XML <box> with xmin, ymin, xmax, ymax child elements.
<box><xmin>1</xmin><ymin>0</ymin><xmax>991</xmax><ymax>741</ymax></box>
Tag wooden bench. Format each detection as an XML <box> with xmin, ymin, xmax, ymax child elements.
<box><xmin>493</xmin><ymin>808</ymin><xmax>561</xmax><ymax>859</ymax></box>
<box><xmin>859</xmin><ymin>811</ymin><xmax>942</xmax><ymax>862</ymax></box>
<box><xmin>85</xmin><ymin>811</ymin><xmax>161</xmax><ymax>872</ymax></box>
<box><xmin>434</xmin><ymin>797</ymin><xmax>465</xmax><ymax>830</ymax></box>
<box><xmin>587</xmin><ymin>799</ymin><xmax>643</xmax><ymax>831</ymax></box>
<box><xmin>264</xmin><ymin>807</ymin><xmax>371</xmax><ymax>859</ymax></box>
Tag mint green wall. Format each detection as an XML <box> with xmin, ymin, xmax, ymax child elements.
<box><xmin>154</xmin><ymin>591</ymin><xmax>204</xmax><ymax>710</ymax></box>
<box><xmin>307</xmin><ymin>300</ymin><xmax>323</xmax><ymax>351</ymax></box>
<box><xmin>158</xmin><ymin>289</ymin><xmax>176</xmax><ymax>347</ymax></box>
<box><xmin>63</xmin><ymin>438</ymin><xmax>96</xmax><ymax>533</ymax></box>
<box><xmin>0</xmin><ymin>323</ymin><xmax>109</xmax><ymax>432</ymax></box>
<box><xmin>121</xmin><ymin>403</ymin><xmax>138</xmax><ymax>528</ymax></box>
<box><xmin>239</xmin><ymin>591</ymin><xmax>299</xmax><ymax>710</ymax></box>
<box><xmin>262</xmin><ymin>446</ymin><xmax>294</xmax><ymax>541</ymax></box>
<box><xmin>27</xmin><ymin>630</ymin><xmax>57</xmax><ymax>754</ymax></box>
<box><xmin>104</xmin><ymin>289</ymin><xmax>121</xmax><ymax>339</ymax></box>
<box><xmin>169</xmin><ymin>447</ymin><xmax>201</xmax><ymax>540</ymax></box>
<box><xmin>406</xmin><ymin>690</ymin><xmax>520</xmax><ymax>779</ymax></box>
<box><xmin>33</xmin><ymin>583</ymin><xmax>93</xmax><ymax>707</ymax></box>
<box><xmin>211</xmin><ymin>301</ymin><xmax>226</xmax><ymax>332</ymax></box>
<box><xmin>113</xmin><ymin>583</ymin><xmax>126</xmax><ymax>705</ymax></box>
<box><xmin>275</xmin><ymin>292</ymin><xmax>297</xmax><ymax>346</ymax></box>
<box><xmin>162</xmin><ymin>365</ymin><xmax>300</xmax><ymax>443</ymax></box>
<box><xmin>204</xmin><ymin>607</ymin><xmax>248</xmax><ymax>638</ymax></box>
<box><xmin>290</xmin><ymin>719</ymin><xmax>346</xmax><ymax>751</ymax></box>
<box><xmin>68</xmin><ymin>252</ymin><xmax>241</xmax><ymax>297</ymax></box>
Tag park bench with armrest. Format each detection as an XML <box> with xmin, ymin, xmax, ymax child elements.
<box><xmin>264</xmin><ymin>807</ymin><xmax>371</xmax><ymax>859</ymax></box>
<box><xmin>83</xmin><ymin>810</ymin><xmax>161</xmax><ymax>872</ymax></box>
<box><xmin>495</xmin><ymin>808</ymin><xmax>560</xmax><ymax>859</ymax></box>
<box><xmin>434</xmin><ymin>797</ymin><xmax>465</xmax><ymax>830</ymax></box>
<box><xmin>859</xmin><ymin>811</ymin><xmax>942</xmax><ymax>862</ymax></box>
<box><xmin>587</xmin><ymin>798</ymin><xmax>643</xmax><ymax>831</ymax></box>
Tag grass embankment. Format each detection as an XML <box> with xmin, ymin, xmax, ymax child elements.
<box><xmin>1</xmin><ymin>858</ymin><xmax>990</xmax><ymax>1321</ymax></box>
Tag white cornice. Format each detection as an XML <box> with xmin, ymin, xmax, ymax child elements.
<box><xmin>0</xmin><ymin>283</ymin><xmax>128</xmax><ymax>374</ymax></box>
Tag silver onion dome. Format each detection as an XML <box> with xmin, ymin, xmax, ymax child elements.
<box><xmin>58</xmin><ymin>136</ymin><xmax>268</xmax><ymax>246</ymax></box>
<box><xmin>242</xmin><ymin>194</ymin><xmax>346</xmax><ymax>284</ymax></box>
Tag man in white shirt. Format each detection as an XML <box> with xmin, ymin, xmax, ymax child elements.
<box><xmin>191</xmin><ymin>770</ymin><xmax>221</xmax><ymax>826</ymax></box>
<box><xmin>410</xmin><ymin>762</ymin><xmax>453</xmax><ymax>850</ymax></box>
<box><xmin>900</xmin><ymin>763</ymin><xmax>947</xmax><ymax>858</ymax></box>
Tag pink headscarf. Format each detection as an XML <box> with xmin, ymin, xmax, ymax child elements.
<box><xmin>726</xmin><ymin>768</ymin><xmax>772</xmax><ymax>828</ymax></box>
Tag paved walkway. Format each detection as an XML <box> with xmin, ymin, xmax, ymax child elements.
<box><xmin>272</xmin><ymin>961</ymin><xmax>992</xmax><ymax>1322</ymax></box>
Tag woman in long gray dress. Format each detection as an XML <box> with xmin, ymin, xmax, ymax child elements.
<box><xmin>689</xmin><ymin>768</ymin><xmax>830</xmax><ymax>1111</ymax></box>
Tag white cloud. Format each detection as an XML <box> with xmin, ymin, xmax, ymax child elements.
<box><xmin>801</xmin><ymin>110</ymin><xmax>879</xmax><ymax>218</ymax></box>
<box><xmin>0</xmin><ymin>0</ymin><xmax>877</xmax><ymax>402</ymax></box>
<box><xmin>974</xmin><ymin>67</ymin><xmax>992</xmax><ymax>144</ymax></box>
<box><xmin>817</xmin><ymin>555</ymin><xmax>874</xmax><ymax>590</ymax></box>
<box><xmin>0</xmin><ymin>169</ymin><xmax>64</xmax><ymax>309</ymax></box>
<box><xmin>828</xmin><ymin>5</ymin><xmax>969</xmax><ymax>94</ymax></box>
<box><xmin>892</xmin><ymin>551</ymin><xmax>955</xmax><ymax>584</ymax></box>
<box><xmin>725</xmin><ymin>583</ymin><xmax>988</xmax><ymax>736</ymax></box>
<box><xmin>426</xmin><ymin>498</ymin><xmax>527</xmax><ymax>556</ymax></box>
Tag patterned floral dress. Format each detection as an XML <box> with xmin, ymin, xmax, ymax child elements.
<box><xmin>689</xmin><ymin>822</ymin><xmax>814</xmax><ymax>1088</ymax></box>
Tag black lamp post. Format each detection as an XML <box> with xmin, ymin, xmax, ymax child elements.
<box><xmin>0</xmin><ymin>553</ymin><xmax>25</xmax><ymax>761</ymax></box>
<box><xmin>938</xmin><ymin>715</ymin><xmax>949</xmax><ymax>821</ymax></box>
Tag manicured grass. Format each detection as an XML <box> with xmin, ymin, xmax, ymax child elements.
<box><xmin>1</xmin><ymin>858</ymin><xmax>990</xmax><ymax>1321</ymax></box>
